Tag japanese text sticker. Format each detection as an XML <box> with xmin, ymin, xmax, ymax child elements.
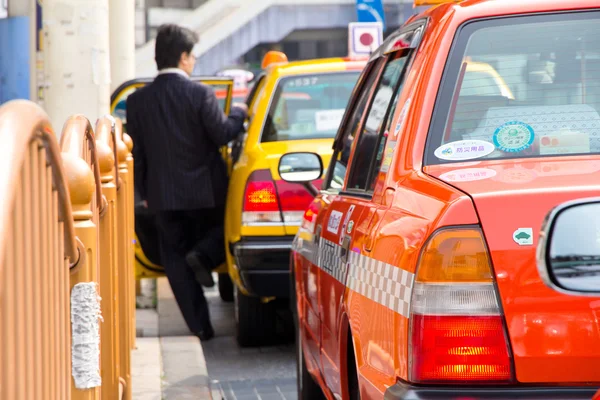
<box><xmin>434</xmin><ymin>140</ymin><xmax>495</xmax><ymax>161</ymax></box>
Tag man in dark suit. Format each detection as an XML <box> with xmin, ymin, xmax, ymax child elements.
<box><xmin>126</xmin><ymin>24</ymin><xmax>247</xmax><ymax>340</ymax></box>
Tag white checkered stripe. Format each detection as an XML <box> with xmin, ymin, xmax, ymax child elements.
<box><xmin>318</xmin><ymin>238</ymin><xmax>347</xmax><ymax>283</ymax></box>
<box><xmin>346</xmin><ymin>251</ymin><xmax>414</xmax><ymax>318</ymax></box>
<box><xmin>296</xmin><ymin>236</ymin><xmax>415</xmax><ymax>318</ymax></box>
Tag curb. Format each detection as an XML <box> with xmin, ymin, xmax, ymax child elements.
<box><xmin>156</xmin><ymin>277</ymin><xmax>216</xmax><ymax>399</ymax></box>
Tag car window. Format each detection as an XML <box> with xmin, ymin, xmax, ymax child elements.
<box><xmin>426</xmin><ymin>11</ymin><xmax>600</xmax><ymax>165</ymax></box>
<box><xmin>347</xmin><ymin>52</ymin><xmax>410</xmax><ymax>192</ymax></box>
<box><xmin>460</xmin><ymin>70</ymin><xmax>503</xmax><ymax>97</ymax></box>
<box><xmin>325</xmin><ymin>60</ymin><xmax>385</xmax><ymax>192</ymax></box>
<box><xmin>261</xmin><ymin>72</ymin><xmax>360</xmax><ymax>143</ymax></box>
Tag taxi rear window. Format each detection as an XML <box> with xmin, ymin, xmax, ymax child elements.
<box><xmin>425</xmin><ymin>11</ymin><xmax>600</xmax><ymax>165</ymax></box>
<box><xmin>261</xmin><ymin>72</ymin><xmax>360</xmax><ymax>143</ymax></box>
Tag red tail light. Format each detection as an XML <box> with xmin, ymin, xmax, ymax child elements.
<box><xmin>410</xmin><ymin>227</ymin><xmax>513</xmax><ymax>384</ymax></box>
<box><xmin>242</xmin><ymin>170</ymin><xmax>282</xmax><ymax>224</ymax></box>
<box><xmin>274</xmin><ymin>180</ymin><xmax>322</xmax><ymax>225</ymax></box>
<box><xmin>411</xmin><ymin>315</ymin><xmax>511</xmax><ymax>382</ymax></box>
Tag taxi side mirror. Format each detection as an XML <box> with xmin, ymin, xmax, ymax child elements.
<box><xmin>537</xmin><ymin>198</ymin><xmax>600</xmax><ymax>296</ymax></box>
<box><xmin>278</xmin><ymin>152</ymin><xmax>323</xmax><ymax>197</ymax></box>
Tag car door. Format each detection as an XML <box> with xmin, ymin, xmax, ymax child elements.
<box><xmin>110</xmin><ymin>76</ymin><xmax>234</xmax><ymax>279</ymax></box>
<box><xmin>229</xmin><ymin>73</ymin><xmax>266</xmax><ymax>167</ymax></box>
<box><xmin>315</xmin><ymin>24</ymin><xmax>425</xmax><ymax>396</ymax></box>
<box><xmin>295</xmin><ymin>59</ymin><xmax>383</xmax><ymax>375</ymax></box>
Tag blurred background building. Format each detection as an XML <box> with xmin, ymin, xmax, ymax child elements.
<box><xmin>0</xmin><ymin>0</ymin><xmax>429</xmax><ymax>125</ymax></box>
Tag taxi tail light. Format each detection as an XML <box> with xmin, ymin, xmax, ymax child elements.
<box><xmin>242</xmin><ymin>169</ymin><xmax>283</xmax><ymax>224</ymax></box>
<box><xmin>409</xmin><ymin>227</ymin><xmax>513</xmax><ymax>384</ymax></box>
<box><xmin>274</xmin><ymin>180</ymin><xmax>322</xmax><ymax>225</ymax></box>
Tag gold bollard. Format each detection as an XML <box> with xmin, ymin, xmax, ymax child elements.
<box><xmin>61</xmin><ymin>115</ymin><xmax>104</xmax><ymax>400</ymax></box>
<box><xmin>115</xmin><ymin>120</ymin><xmax>132</xmax><ymax>400</ymax></box>
<box><xmin>95</xmin><ymin>116</ymin><xmax>121</xmax><ymax>400</ymax></box>
<box><xmin>123</xmin><ymin>132</ymin><xmax>136</xmax><ymax>350</ymax></box>
<box><xmin>0</xmin><ymin>100</ymin><xmax>78</xmax><ymax>400</ymax></box>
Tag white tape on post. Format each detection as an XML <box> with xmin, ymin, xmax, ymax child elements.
<box><xmin>71</xmin><ymin>282</ymin><xmax>103</xmax><ymax>389</ymax></box>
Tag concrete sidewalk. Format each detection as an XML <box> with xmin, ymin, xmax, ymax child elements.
<box><xmin>132</xmin><ymin>278</ymin><xmax>218</xmax><ymax>399</ymax></box>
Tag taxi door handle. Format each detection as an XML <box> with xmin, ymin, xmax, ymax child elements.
<box><xmin>341</xmin><ymin>235</ymin><xmax>351</xmax><ymax>263</ymax></box>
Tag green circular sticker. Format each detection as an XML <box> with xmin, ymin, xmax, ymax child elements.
<box><xmin>493</xmin><ymin>121</ymin><xmax>534</xmax><ymax>153</ymax></box>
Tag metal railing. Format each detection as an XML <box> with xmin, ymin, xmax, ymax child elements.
<box><xmin>0</xmin><ymin>100</ymin><xmax>135</xmax><ymax>400</ymax></box>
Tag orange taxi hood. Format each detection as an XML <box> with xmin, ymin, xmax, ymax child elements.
<box><xmin>425</xmin><ymin>156</ymin><xmax>600</xmax><ymax>384</ymax></box>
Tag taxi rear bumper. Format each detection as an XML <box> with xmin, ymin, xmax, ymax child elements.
<box><xmin>231</xmin><ymin>236</ymin><xmax>293</xmax><ymax>298</ymax></box>
<box><xmin>384</xmin><ymin>382</ymin><xmax>598</xmax><ymax>399</ymax></box>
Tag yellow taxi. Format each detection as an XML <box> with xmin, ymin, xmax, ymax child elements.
<box><xmin>110</xmin><ymin>76</ymin><xmax>235</xmax><ymax>285</ymax></box>
<box><xmin>226</xmin><ymin>52</ymin><xmax>366</xmax><ymax>346</ymax></box>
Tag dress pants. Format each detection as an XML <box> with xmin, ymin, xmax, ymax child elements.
<box><xmin>155</xmin><ymin>207</ymin><xmax>225</xmax><ymax>334</ymax></box>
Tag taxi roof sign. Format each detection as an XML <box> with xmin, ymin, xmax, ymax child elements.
<box><xmin>261</xmin><ymin>51</ymin><xmax>288</xmax><ymax>69</ymax></box>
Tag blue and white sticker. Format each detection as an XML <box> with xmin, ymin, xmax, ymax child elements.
<box><xmin>493</xmin><ymin>121</ymin><xmax>534</xmax><ymax>153</ymax></box>
<box><xmin>434</xmin><ymin>140</ymin><xmax>495</xmax><ymax>161</ymax></box>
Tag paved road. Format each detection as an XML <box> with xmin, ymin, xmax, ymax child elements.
<box><xmin>204</xmin><ymin>282</ymin><xmax>297</xmax><ymax>400</ymax></box>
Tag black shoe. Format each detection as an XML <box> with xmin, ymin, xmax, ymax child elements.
<box><xmin>196</xmin><ymin>326</ymin><xmax>215</xmax><ymax>341</ymax></box>
<box><xmin>186</xmin><ymin>251</ymin><xmax>215</xmax><ymax>288</ymax></box>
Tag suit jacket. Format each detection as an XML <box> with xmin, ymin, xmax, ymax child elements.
<box><xmin>126</xmin><ymin>73</ymin><xmax>246</xmax><ymax>211</ymax></box>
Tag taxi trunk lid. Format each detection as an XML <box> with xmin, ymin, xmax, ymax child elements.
<box><xmin>425</xmin><ymin>157</ymin><xmax>600</xmax><ymax>384</ymax></box>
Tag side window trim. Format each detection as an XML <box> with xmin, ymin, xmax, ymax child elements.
<box><xmin>246</xmin><ymin>74</ymin><xmax>266</xmax><ymax>107</ymax></box>
<box><xmin>341</xmin><ymin>22</ymin><xmax>427</xmax><ymax>197</ymax></box>
<box><xmin>344</xmin><ymin>48</ymin><xmax>414</xmax><ymax>195</ymax></box>
<box><xmin>323</xmin><ymin>58</ymin><xmax>387</xmax><ymax>191</ymax></box>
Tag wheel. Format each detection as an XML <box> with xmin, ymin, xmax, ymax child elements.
<box><xmin>218</xmin><ymin>273</ymin><xmax>234</xmax><ymax>302</ymax></box>
<box><xmin>296</xmin><ymin>323</ymin><xmax>326</xmax><ymax>400</ymax></box>
<box><xmin>234</xmin><ymin>286</ymin><xmax>277</xmax><ymax>347</ymax></box>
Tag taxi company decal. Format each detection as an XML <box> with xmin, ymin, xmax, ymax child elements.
<box><xmin>380</xmin><ymin>140</ymin><xmax>397</xmax><ymax>173</ymax></box>
<box><xmin>493</xmin><ymin>121</ymin><xmax>535</xmax><ymax>153</ymax></box>
<box><xmin>434</xmin><ymin>140</ymin><xmax>495</xmax><ymax>161</ymax></box>
<box><xmin>439</xmin><ymin>168</ymin><xmax>496</xmax><ymax>182</ymax></box>
<box><xmin>513</xmin><ymin>227</ymin><xmax>534</xmax><ymax>246</ymax></box>
<box><xmin>339</xmin><ymin>205</ymin><xmax>356</xmax><ymax>244</ymax></box>
<box><xmin>327</xmin><ymin>210</ymin><xmax>344</xmax><ymax>234</ymax></box>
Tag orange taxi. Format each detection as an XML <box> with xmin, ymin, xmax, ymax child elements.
<box><xmin>284</xmin><ymin>0</ymin><xmax>600</xmax><ymax>399</ymax></box>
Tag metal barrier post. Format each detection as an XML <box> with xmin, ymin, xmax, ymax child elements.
<box><xmin>61</xmin><ymin>115</ymin><xmax>105</xmax><ymax>400</ymax></box>
<box><xmin>115</xmin><ymin>119</ymin><xmax>132</xmax><ymax>400</ymax></box>
<box><xmin>95</xmin><ymin>116</ymin><xmax>121</xmax><ymax>400</ymax></box>
<box><xmin>0</xmin><ymin>100</ymin><xmax>79</xmax><ymax>400</ymax></box>
<box><xmin>123</xmin><ymin>132</ymin><xmax>136</xmax><ymax>350</ymax></box>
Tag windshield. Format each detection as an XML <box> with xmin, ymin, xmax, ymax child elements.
<box><xmin>425</xmin><ymin>11</ymin><xmax>600</xmax><ymax>165</ymax></box>
<box><xmin>261</xmin><ymin>72</ymin><xmax>360</xmax><ymax>143</ymax></box>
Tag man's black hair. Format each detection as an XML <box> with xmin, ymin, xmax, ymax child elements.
<box><xmin>155</xmin><ymin>24</ymin><xmax>199</xmax><ymax>70</ymax></box>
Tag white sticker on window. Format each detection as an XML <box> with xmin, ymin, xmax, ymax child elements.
<box><xmin>366</xmin><ymin>86</ymin><xmax>394</xmax><ymax>132</ymax></box>
<box><xmin>394</xmin><ymin>98</ymin><xmax>411</xmax><ymax>136</ymax></box>
<box><xmin>434</xmin><ymin>140</ymin><xmax>495</xmax><ymax>161</ymax></box>
<box><xmin>315</xmin><ymin>109</ymin><xmax>346</xmax><ymax>132</ymax></box>
<box><xmin>327</xmin><ymin>210</ymin><xmax>344</xmax><ymax>235</ymax></box>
